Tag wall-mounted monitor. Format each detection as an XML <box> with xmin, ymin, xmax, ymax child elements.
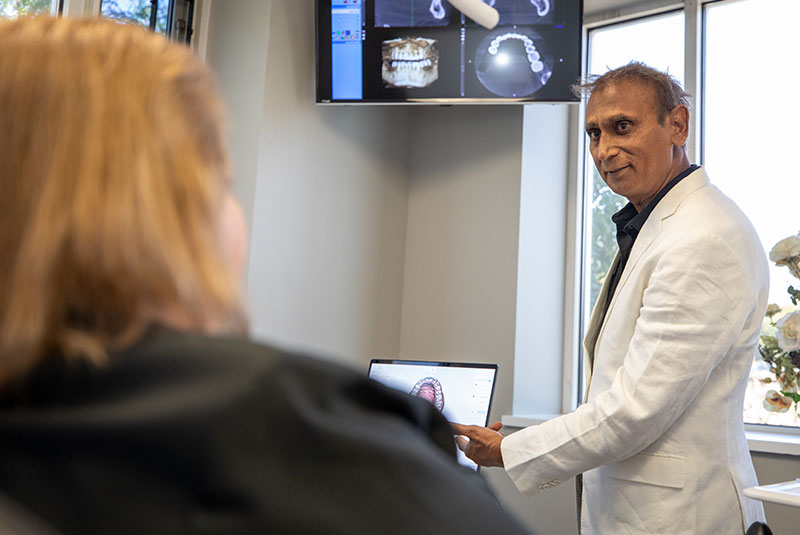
<box><xmin>316</xmin><ymin>0</ymin><xmax>583</xmax><ymax>104</ymax></box>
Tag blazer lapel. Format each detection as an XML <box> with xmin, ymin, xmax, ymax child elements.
<box><xmin>597</xmin><ymin>168</ymin><xmax>711</xmax><ymax>343</ymax></box>
<box><xmin>582</xmin><ymin>252</ymin><xmax>619</xmax><ymax>399</ymax></box>
<box><xmin>582</xmin><ymin>167</ymin><xmax>710</xmax><ymax>401</ymax></box>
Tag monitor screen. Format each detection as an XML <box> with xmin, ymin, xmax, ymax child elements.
<box><xmin>316</xmin><ymin>0</ymin><xmax>583</xmax><ymax>104</ymax></box>
<box><xmin>368</xmin><ymin>359</ymin><xmax>498</xmax><ymax>470</ymax></box>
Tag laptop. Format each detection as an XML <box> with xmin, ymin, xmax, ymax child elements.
<box><xmin>368</xmin><ymin>359</ymin><xmax>498</xmax><ymax>471</ymax></box>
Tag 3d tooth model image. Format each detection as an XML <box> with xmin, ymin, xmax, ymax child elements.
<box><xmin>381</xmin><ymin>37</ymin><xmax>439</xmax><ymax>88</ymax></box>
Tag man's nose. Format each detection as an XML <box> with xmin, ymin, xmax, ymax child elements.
<box><xmin>593</xmin><ymin>136</ymin><xmax>618</xmax><ymax>162</ymax></box>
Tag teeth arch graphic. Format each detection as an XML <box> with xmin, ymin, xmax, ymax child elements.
<box><xmin>410</xmin><ymin>376</ymin><xmax>445</xmax><ymax>411</ymax></box>
<box><xmin>488</xmin><ymin>32</ymin><xmax>545</xmax><ymax>73</ymax></box>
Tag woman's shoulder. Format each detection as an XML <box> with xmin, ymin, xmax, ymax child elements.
<box><xmin>121</xmin><ymin>327</ymin><xmax>365</xmax><ymax>389</ymax></box>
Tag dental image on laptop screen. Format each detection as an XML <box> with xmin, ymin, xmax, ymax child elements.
<box><xmin>368</xmin><ymin>360</ymin><xmax>498</xmax><ymax>470</ymax></box>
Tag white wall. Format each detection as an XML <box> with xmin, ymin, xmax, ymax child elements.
<box><xmin>204</xmin><ymin>0</ymin><xmax>270</xmax><ymax>242</ymax></box>
<box><xmin>205</xmin><ymin>1</ymin><xmax>410</xmax><ymax>367</ymax></box>
<box><xmin>513</xmin><ymin>104</ymin><xmax>574</xmax><ymax>418</ymax></box>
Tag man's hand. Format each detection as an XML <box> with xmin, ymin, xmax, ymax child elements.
<box><xmin>451</xmin><ymin>421</ymin><xmax>505</xmax><ymax>468</ymax></box>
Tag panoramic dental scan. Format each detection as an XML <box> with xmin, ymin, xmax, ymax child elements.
<box><xmin>381</xmin><ymin>37</ymin><xmax>439</xmax><ymax>88</ymax></box>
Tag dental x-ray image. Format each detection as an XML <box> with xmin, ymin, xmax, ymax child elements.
<box><xmin>381</xmin><ymin>37</ymin><xmax>440</xmax><ymax>88</ymax></box>
<box><xmin>375</xmin><ymin>0</ymin><xmax>451</xmax><ymax>27</ymax></box>
<box><xmin>473</xmin><ymin>27</ymin><xmax>552</xmax><ymax>97</ymax></box>
<box><xmin>478</xmin><ymin>0</ymin><xmax>554</xmax><ymax>25</ymax></box>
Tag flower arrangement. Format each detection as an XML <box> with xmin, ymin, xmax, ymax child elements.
<box><xmin>759</xmin><ymin>232</ymin><xmax>800</xmax><ymax>414</ymax></box>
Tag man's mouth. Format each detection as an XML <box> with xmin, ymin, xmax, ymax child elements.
<box><xmin>605</xmin><ymin>165</ymin><xmax>630</xmax><ymax>177</ymax></box>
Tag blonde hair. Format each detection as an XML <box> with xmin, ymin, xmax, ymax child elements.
<box><xmin>0</xmin><ymin>16</ymin><xmax>246</xmax><ymax>389</ymax></box>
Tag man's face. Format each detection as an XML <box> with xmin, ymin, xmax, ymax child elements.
<box><xmin>584</xmin><ymin>80</ymin><xmax>688</xmax><ymax>210</ymax></box>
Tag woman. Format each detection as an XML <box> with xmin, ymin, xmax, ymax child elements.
<box><xmin>0</xmin><ymin>16</ymin><xmax>528</xmax><ymax>535</ymax></box>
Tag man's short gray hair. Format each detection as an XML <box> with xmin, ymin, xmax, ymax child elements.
<box><xmin>572</xmin><ymin>61</ymin><xmax>692</xmax><ymax>124</ymax></box>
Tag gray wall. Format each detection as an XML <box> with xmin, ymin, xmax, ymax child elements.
<box><xmin>207</xmin><ymin>1</ymin><xmax>410</xmax><ymax>367</ymax></box>
<box><xmin>204</xmin><ymin>2</ymin><xmax>800</xmax><ymax>534</ymax></box>
<box><xmin>204</xmin><ymin>0</ymin><xmax>271</xmax><ymax>250</ymax></box>
<box><xmin>399</xmin><ymin>104</ymin><xmax>580</xmax><ymax>532</ymax></box>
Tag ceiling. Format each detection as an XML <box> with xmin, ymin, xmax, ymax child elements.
<box><xmin>583</xmin><ymin>0</ymin><xmax>669</xmax><ymax>17</ymax></box>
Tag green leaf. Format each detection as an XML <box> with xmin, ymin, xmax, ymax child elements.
<box><xmin>759</xmin><ymin>347</ymin><xmax>774</xmax><ymax>362</ymax></box>
<box><xmin>789</xmin><ymin>286</ymin><xmax>800</xmax><ymax>306</ymax></box>
<box><xmin>780</xmin><ymin>391</ymin><xmax>800</xmax><ymax>403</ymax></box>
<box><xmin>760</xmin><ymin>335</ymin><xmax>780</xmax><ymax>350</ymax></box>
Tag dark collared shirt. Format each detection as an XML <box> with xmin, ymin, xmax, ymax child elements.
<box><xmin>601</xmin><ymin>164</ymin><xmax>700</xmax><ymax>320</ymax></box>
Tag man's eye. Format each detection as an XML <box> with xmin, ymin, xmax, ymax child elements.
<box><xmin>617</xmin><ymin>121</ymin><xmax>631</xmax><ymax>132</ymax></box>
<box><xmin>587</xmin><ymin>129</ymin><xmax>600</xmax><ymax>140</ymax></box>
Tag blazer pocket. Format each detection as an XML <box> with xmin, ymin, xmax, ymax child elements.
<box><xmin>606</xmin><ymin>452</ymin><xmax>686</xmax><ymax>489</ymax></box>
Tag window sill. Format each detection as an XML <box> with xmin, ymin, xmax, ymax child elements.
<box><xmin>502</xmin><ymin>415</ymin><xmax>800</xmax><ymax>456</ymax></box>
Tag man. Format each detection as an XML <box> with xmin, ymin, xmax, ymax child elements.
<box><xmin>452</xmin><ymin>62</ymin><xmax>769</xmax><ymax>534</ymax></box>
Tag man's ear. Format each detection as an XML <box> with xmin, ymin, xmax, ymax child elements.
<box><xmin>669</xmin><ymin>104</ymin><xmax>690</xmax><ymax>147</ymax></box>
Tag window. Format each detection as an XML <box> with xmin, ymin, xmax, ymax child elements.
<box><xmin>583</xmin><ymin>11</ymin><xmax>685</xmax><ymax>351</ymax></box>
<box><xmin>0</xmin><ymin>0</ymin><xmax>56</xmax><ymax>18</ymax></box>
<box><xmin>704</xmin><ymin>0</ymin><xmax>800</xmax><ymax>428</ymax></box>
<box><xmin>100</xmin><ymin>0</ymin><xmax>194</xmax><ymax>43</ymax></box>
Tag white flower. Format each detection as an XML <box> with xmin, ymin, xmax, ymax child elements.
<box><xmin>769</xmin><ymin>235</ymin><xmax>800</xmax><ymax>263</ymax></box>
<box><xmin>776</xmin><ymin>311</ymin><xmax>800</xmax><ymax>352</ymax></box>
<box><xmin>763</xmin><ymin>390</ymin><xmax>793</xmax><ymax>413</ymax></box>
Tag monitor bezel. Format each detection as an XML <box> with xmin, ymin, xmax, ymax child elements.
<box><xmin>316</xmin><ymin>0</ymin><xmax>584</xmax><ymax>105</ymax></box>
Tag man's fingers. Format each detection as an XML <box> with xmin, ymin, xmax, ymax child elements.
<box><xmin>455</xmin><ymin>435</ymin><xmax>470</xmax><ymax>452</ymax></box>
<box><xmin>451</xmin><ymin>421</ymin><xmax>503</xmax><ymax>439</ymax></box>
<box><xmin>450</xmin><ymin>422</ymin><xmax>473</xmax><ymax>436</ymax></box>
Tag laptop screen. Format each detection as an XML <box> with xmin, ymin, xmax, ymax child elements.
<box><xmin>368</xmin><ymin>359</ymin><xmax>498</xmax><ymax>471</ymax></box>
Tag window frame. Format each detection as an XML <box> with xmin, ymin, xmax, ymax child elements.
<box><xmin>61</xmin><ymin>0</ymin><xmax>199</xmax><ymax>47</ymax></box>
<box><xmin>0</xmin><ymin>0</ymin><xmax>61</xmax><ymax>18</ymax></box>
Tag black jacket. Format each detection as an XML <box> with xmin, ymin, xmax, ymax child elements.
<box><xmin>0</xmin><ymin>328</ymin><xmax>530</xmax><ymax>534</ymax></box>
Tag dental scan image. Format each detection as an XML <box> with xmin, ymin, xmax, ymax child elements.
<box><xmin>479</xmin><ymin>0</ymin><xmax>554</xmax><ymax>25</ymax></box>
<box><xmin>368</xmin><ymin>360</ymin><xmax>497</xmax><ymax>471</ymax></box>
<box><xmin>375</xmin><ymin>0</ymin><xmax>451</xmax><ymax>27</ymax></box>
<box><xmin>410</xmin><ymin>376</ymin><xmax>446</xmax><ymax>411</ymax></box>
<box><xmin>473</xmin><ymin>28</ymin><xmax>552</xmax><ymax>97</ymax></box>
<box><xmin>319</xmin><ymin>0</ymin><xmax>580</xmax><ymax>103</ymax></box>
<box><xmin>381</xmin><ymin>37</ymin><xmax>439</xmax><ymax>88</ymax></box>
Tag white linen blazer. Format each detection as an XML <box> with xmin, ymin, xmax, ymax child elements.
<box><xmin>501</xmin><ymin>167</ymin><xmax>769</xmax><ymax>534</ymax></box>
